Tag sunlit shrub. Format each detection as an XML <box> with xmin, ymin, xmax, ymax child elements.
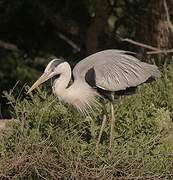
<box><xmin>0</xmin><ymin>65</ymin><xmax>173</xmax><ymax>179</ymax></box>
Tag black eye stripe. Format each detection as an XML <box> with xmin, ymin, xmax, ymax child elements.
<box><xmin>51</xmin><ymin>74</ymin><xmax>60</xmax><ymax>83</ymax></box>
<box><xmin>51</xmin><ymin>59</ymin><xmax>65</xmax><ymax>68</ymax></box>
<box><xmin>54</xmin><ymin>74</ymin><xmax>60</xmax><ymax>78</ymax></box>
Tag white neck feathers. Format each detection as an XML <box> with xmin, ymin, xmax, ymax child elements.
<box><xmin>52</xmin><ymin>62</ymin><xmax>99</xmax><ymax>114</ymax></box>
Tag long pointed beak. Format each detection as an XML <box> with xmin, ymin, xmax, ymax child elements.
<box><xmin>27</xmin><ymin>72</ymin><xmax>51</xmax><ymax>94</ymax></box>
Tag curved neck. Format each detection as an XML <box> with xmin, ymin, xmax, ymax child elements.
<box><xmin>52</xmin><ymin>63</ymin><xmax>72</xmax><ymax>96</ymax></box>
<box><xmin>51</xmin><ymin>62</ymin><xmax>99</xmax><ymax>112</ymax></box>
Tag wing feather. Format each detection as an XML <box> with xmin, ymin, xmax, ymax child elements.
<box><xmin>73</xmin><ymin>50</ymin><xmax>160</xmax><ymax>91</ymax></box>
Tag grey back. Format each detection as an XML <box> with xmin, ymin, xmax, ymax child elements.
<box><xmin>73</xmin><ymin>50</ymin><xmax>160</xmax><ymax>91</ymax></box>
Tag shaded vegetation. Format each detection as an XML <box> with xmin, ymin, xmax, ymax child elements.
<box><xmin>0</xmin><ymin>66</ymin><xmax>173</xmax><ymax>179</ymax></box>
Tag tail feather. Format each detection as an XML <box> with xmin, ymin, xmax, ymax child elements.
<box><xmin>142</xmin><ymin>62</ymin><xmax>161</xmax><ymax>79</ymax></box>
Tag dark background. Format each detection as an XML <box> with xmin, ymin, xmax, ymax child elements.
<box><xmin>0</xmin><ymin>0</ymin><xmax>173</xmax><ymax>117</ymax></box>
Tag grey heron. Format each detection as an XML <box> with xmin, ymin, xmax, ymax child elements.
<box><xmin>27</xmin><ymin>49</ymin><xmax>160</xmax><ymax>149</ymax></box>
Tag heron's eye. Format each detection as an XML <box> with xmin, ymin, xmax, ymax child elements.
<box><xmin>48</xmin><ymin>68</ymin><xmax>54</xmax><ymax>73</ymax></box>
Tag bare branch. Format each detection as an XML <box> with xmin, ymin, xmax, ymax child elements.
<box><xmin>58</xmin><ymin>32</ymin><xmax>80</xmax><ymax>52</ymax></box>
<box><xmin>120</xmin><ymin>38</ymin><xmax>160</xmax><ymax>51</ymax></box>
<box><xmin>120</xmin><ymin>37</ymin><xmax>173</xmax><ymax>55</ymax></box>
<box><xmin>147</xmin><ymin>48</ymin><xmax>173</xmax><ymax>55</ymax></box>
<box><xmin>163</xmin><ymin>0</ymin><xmax>173</xmax><ymax>32</ymax></box>
<box><xmin>0</xmin><ymin>40</ymin><xmax>19</xmax><ymax>51</ymax></box>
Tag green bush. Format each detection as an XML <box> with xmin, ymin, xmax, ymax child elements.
<box><xmin>0</xmin><ymin>66</ymin><xmax>173</xmax><ymax>179</ymax></box>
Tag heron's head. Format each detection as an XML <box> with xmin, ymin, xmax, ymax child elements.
<box><xmin>27</xmin><ymin>58</ymin><xmax>67</xmax><ymax>93</ymax></box>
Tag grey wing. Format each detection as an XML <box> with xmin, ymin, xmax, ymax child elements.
<box><xmin>73</xmin><ymin>50</ymin><xmax>160</xmax><ymax>91</ymax></box>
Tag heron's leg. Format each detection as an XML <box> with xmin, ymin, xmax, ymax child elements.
<box><xmin>96</xmin><ymin>101</ymin><xmax>108</xmax><ymax>149</ymax></box>
<box><xmin>109</xmin><ymin>102</ymin><xmax>115</xmax><ymax>149</ymax></box>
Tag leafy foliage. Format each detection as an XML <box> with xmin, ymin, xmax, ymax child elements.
<box><xmin>0</xmin><ymin>66</ymin><xmax>173</xmax><ymax>179</ymax></box>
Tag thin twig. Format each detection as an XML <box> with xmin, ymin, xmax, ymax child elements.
<box><xmin>10</xmin><ymin>80</ymin><xmax>20</xmax><ymax>96</ymax></box>
<box><xmin>163</xmin><ymin>0</ymin><xmax>173</xmax><ymax>32</ymax></box>
<box><xmin>120</xmin><ymin>37</ymin><xmax>173</xmax><ymax>55</ymax></box>
<box><xmin>0</xmin><ymin>40</ymin><xmax>19</xmax><ymax>51</ymax></box>
<box><xmin>58</xmin><ymin>32</ymin><xmax>81</xmax><ymax>52</ymax></box>
<box><xmin>147</xmin><ymin>48</ymin><xmax>173</xmax><ymax>55</ymax></box>
<box><xmin>120</xmin><ymin>38</ymin><xmax>160</xmax><ymax>51</ymax></box>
